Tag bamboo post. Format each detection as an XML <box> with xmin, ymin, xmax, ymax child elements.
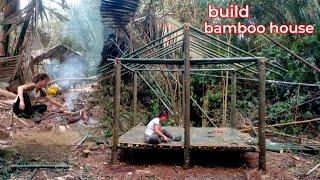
<box><xmin>230</xmin><ymin>71</ymin><xmax>236</xmax><ymax>128</ymax></box>
<box><xmin>111</xmin><ymin>58</ymin><xmax>121</xmax><ymax>164</ymax></box>
<box><xmin>202</xmin><ymin>95</ymin><xmax>209</xmax><ymax>127</ymax></box>
<box><xmin>0</xmin><ymin>12</ymin><xmax>5</xmax><ymax>57</ymax></box>
<box><xmin>222</xmin><ymin>71</ymin><xmax>226</xmax><ymax>127</ymax></box>
<box><xmin>223</xmin><ymin>71</ymin><xmax>229</xmax><ymax>127</ymax></box>
<box><xmin>183</xmin><ymin>24</ymin><xmax>191</xmax><ymax>168</ymax></box>
<box><xmin>258</xmin><ymin>58</ymin><xmax>266</xmax><ymax>172</ymax></box>
<box><xmin>132</xmin><ymin>71</ymin><xmax>138</xmax><ymax>127</ymax></box>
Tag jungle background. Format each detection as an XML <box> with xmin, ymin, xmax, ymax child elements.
<box><xmin>100</xmin><ymin>0</ymin><xmax>320</xmax><ymax>138</ymax></box>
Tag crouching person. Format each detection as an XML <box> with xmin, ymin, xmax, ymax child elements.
<box><xmin>144</xmin><ymin>111</ymin><xmax>181</xmax><ymax>144</ymax></box>
<box><xmin>12</xmin><ymin>73</ymin><xmax>67</xmax><ymax>119</ymax></box>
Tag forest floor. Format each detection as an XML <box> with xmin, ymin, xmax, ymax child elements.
<box><xmin>0</xmin><ymin>83</ymin><xmax>319</xmax><ymax>179</ymax></box>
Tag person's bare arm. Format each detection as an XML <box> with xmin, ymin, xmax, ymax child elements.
<box><xmin>154</xmin><ymin>124</ymin><xmax>168</xmax><ymax>142</ymax></box>
<box><xmin>45</xmin><ymin>95</ymin><xmax>66</xmax><ymax>110</ymax></box>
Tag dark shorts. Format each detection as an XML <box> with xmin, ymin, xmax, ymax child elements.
<box><xmin>144</xmin><ymin>129</ymin><xmax>173</xmax><ymax>144</ymax></box>
<box><xmin>12</xmin><ymin>92</ymin><xmax>47</xmax><ymax>118</ymax></box>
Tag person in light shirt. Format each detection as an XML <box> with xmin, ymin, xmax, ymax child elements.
<box><xmin>12</xmin><ymin>73</ymin><xmax>67</xmax><ymax>119</ymax></box>
<box><xmin>144</xmin><ymin>111</ymin><xmax>181</xmax><ymax>144</ymax></box>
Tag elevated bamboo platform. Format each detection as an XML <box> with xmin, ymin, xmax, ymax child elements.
<box><xmin>118</xmin><ymin>126</ymin><xmax>257</xmax><ymax>151</ymax></box>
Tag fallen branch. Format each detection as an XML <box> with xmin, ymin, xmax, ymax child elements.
<box><xmin>38</xmin><ymin>112</ymin><xmax>56</xmax><ymax>121</ymax></box>
<box><xmin>76</xmin><ymin>132</ymin><xmax>88</xmax><ymax>146</ymax></box>
<box><xmin>241</xmin><ymin>117</ymin><xmax>320</xmax><ymax>132</ymax></box>
<box><xmin>307</xmin><ymin>163</ymin><xmax>320</xmax><ymax>175</ymax></box>
<box><xmin>284</xmin><ymin>153</ymin><xmax>300</xmax><ymax>161</ymax></box>
<box><xmin>12</xmin><ymin>114</ymin><xmax>29</xmax><ymax>127</ymax></box>
<box><xmin>0</xmin><ymin>89</ymin><xmax>16</xmax><ymax>99</ymax></box>
<box><xmin>266</xmin><ymin>130</ymin><xmax>320</xmax><ymax>144</ymax></box>
<box><xmin>10</xmin><ymin>164</ymin><xmax>70</xmax><ymax>169</ymax></box>
<box><xmin>0</xmin><ymin>103</ymin><xmax>11</xmax><ymax>110</ymax></box>
<box><xmin>28</xmin><ymin>168</ymin><xmax>38</xmax><ymax>180</ymax></box>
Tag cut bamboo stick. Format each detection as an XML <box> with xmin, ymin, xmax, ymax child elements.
<box><xmin>307</xmin><ymin>163</ymin><xmax>320</xmax><ymax>175</ymax></box>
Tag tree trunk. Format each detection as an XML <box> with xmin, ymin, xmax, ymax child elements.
<box><xmin>0</xmin><ymin>0</ymin><xmax>19</xmax><ymax>57</ymax></box>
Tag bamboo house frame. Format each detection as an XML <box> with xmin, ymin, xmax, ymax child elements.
<box><xmin>100</xmin><ymin>24</ymin><xmax>272</xmax><ymax>171</ymax></box>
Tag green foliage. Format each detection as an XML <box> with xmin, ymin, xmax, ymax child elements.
<box><xmin>206</xmin><ymin>90</ymin><xmax>222</xmax><ymax>109</ymax></box>
<box><xmin>0</xmin><ymin>149</ymin><xmax>16</xmax><ymax>179</ymax></box>
<box><xmin>161</xmin><ymin>119</ymin><xmax>173</xmax><ymax>126</ymax></box>
<box><xmin>238</xmin><ymin>99</ymin><xmax>255</xmax><ymax>112</ymax></box>
<box><xmin>103</xmin><ymin>128</ymin><xmax>112</xmax><ymax>138</ymax></box>
<box><xmin>148</xmin><ymin>99</ymin><xmax>159</xmax><ymax>118</ymax></box>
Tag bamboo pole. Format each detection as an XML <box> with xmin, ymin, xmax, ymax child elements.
<box><xmin>223</xmin><ymin>71</ymin><xmax>229</xmax><ymax>127</ymax></box>
<box><xmin>241</xmin><ymin>117</ymin><xmax>320</xmax><ymax>132</ymax></box>
<box><xmin>106</xmin><ymin>57</ymin><xmax>258</xmax><ymax>65</ymax></box>
<box><xmin>168</xmin><ymin>72</ymin><xmax>217</xmax><ymax>127</ymax></box>
<box><xmin>222</xmin><ymin>71</ymin><xmax>226</xmax><ymax>127</ymax></box>
<box><xmin>0</xmin><ymin>12</ymin><xmax>5</xmax><ymax>57</ymax></box>
<box><xmin>132</xmin><ymin>33</ymin><xmax>184</xmax><ymax>58</ymax></box>
<box><xmin>132</xmin><ymin>71</ymin><xmax>138</xmax><ymax>127</ymax></box>
<box><xmin>143</xmin><ymin>40</ymin><xmax>183</xmax><ymax>58</ymax></box>
<box><xmin>111</xmin><ymin>59</ymin><xmax>121</xmax><ymax>164</ymax></box>
<box><xmin>202</xmin><ymin>95</ymin><xmax>209</xmax><ymax>127</ymax></box>
<box><xmin>153</xmin><ymin>45</ymin><xmax>183</xmax><ymax>59</ymax></box>
<box><xmin>230</xmin><ymin>71</ymin><xmax>236</xmax><ymax>128</ymax></box>
<box><xmin>124</xmin><ymin>27</ymin><xmax>184</xmax><ymax>58</ymax></box>
<box><xmin>137</xmin><ymin>72</ymin><xmax>173</xmax><ymax>114</ymax></box>
<box><xmin>189</xmin><ymin>33</ymin><xmax>263</xmax><ymax>75</ymax></box>
<box><xmin>307</xmin><ymin>163</ymin><xmax>320</xmax><ymax>175</ymax></box>
<box><xmin>265</xmin><ymin>130</ymin><xmax>320</xmax><ymax>144</ymax></box>
<box><xmin>262</xmin><ymin>33</ymin><xmax>320</xmax><ymax>73</ymax></box>
<box><xmin>258</xmin><ymin>58</ymin><xmax>266</xmax><ymax>172</ymax></box>
<box><xmin>133</xmin><ymin>68</ymin><xmax>235</xmax><ymax>72</ymax></box>
<box><xmin>189</xmin><ymin>26</ymin><xmax>287</xmax><ymax>72</ymax></box>
<box><xmin>190</xmin><ymin>73</ymin><xmax>320</xmax><ymax>88</ymax></box>
<box><xmin>183</xmin><ymin>24</ymin><xmax>191</xmax><ymax>168</ymax></box>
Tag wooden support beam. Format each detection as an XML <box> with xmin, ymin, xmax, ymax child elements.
<box><xmin>230</xmin><ymin>71</ymin><xmax>236</xmax><ymax>128</ymax></box>
<box><xmin>106</xmin><ymin>57</ymin><xmax>259</xmax><ymax>65</ymax></box>
<box><xmin>111</xmin><ymin>59</ymin><xmax>121</xmax><ymax>164</ymax></box>
<box><xmin>258</xmin><ymin>58</ymin><xmax>266</xmax><ymax>172</ymax></box>
<box><xmin>132</xmin><ymin>71</ymin><xmax>138</xmax><ymax>127</ymax></box>
<box><xmin>183</xmin><ymin>24</ymin><xmax>191</xmax><ymax>168</ymax></box>
<box><xmin>222</xmin><ymin>71</ymin><xmax>228</xmax><ymax>127</ymax></box>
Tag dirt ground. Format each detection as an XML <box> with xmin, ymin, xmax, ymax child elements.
<box><xmin>5</xmin><ymin>145</ymin><xmax>319</xmax><ymax>179</ymax></box>
<box><xmin>1</xmin><ymin>84</ymin><xmax>319</xmax><ymax>179</ymax></box>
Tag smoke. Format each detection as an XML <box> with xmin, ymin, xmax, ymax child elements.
<box><xmin>49</xmin><ymin>56</ymin><xmax>87</xmax><ymax>89</ymax></box>
<box><xmin>46</xmin><ymin>55</ymin><xmax>87</xmax><ymax>111</ymax></box>
<box><xmin>64</xmin><ymin>91</ymin><xmax>79</xmax><ymax>112</ymax></box>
